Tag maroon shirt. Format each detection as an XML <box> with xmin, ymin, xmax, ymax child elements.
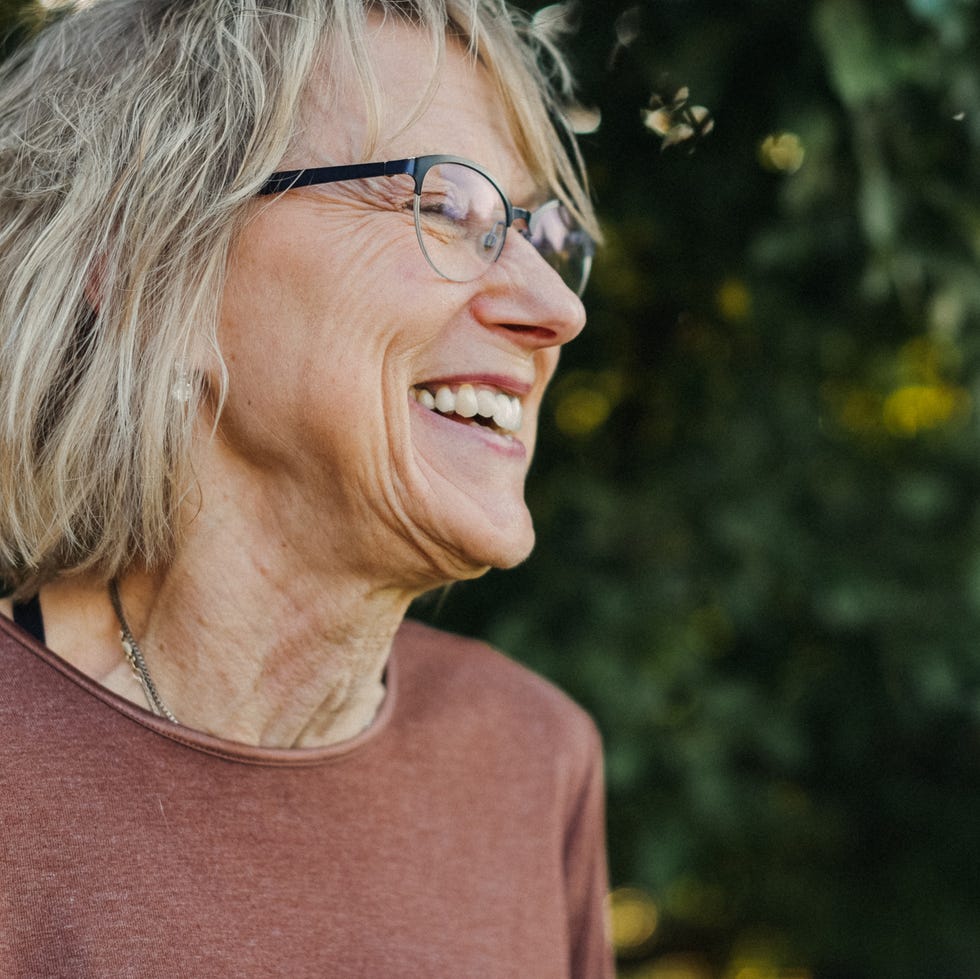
<box><xmin>0</xmin><ymin>615</ymin><xmax>612</xmax><ymax>978</ymax></box>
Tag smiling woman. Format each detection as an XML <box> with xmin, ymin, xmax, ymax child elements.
<box><xmin>0</xmin><ymin>0</ymin><xmax>610</xmax><ymax>976</ymax></box>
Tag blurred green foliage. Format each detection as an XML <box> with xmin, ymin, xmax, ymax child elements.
<box><xmin>436</xmin><ymin>1</ymin><xmax>980</xmax><ymax>976</ymax></box>
<box><xmin>3</xmin><ymin>1</ymin><xmax>980</xmax><ymax>976</ymax></box>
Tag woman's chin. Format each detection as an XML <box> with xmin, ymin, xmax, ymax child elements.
<box><xmin>417</xmin><ymin>502</ymin><xmax>537</xmax><ymax>583</ymax></box>
<box><xmin>489</xmin><ymin>520</ymin><xmax>537</xmax><ymax>570</ymax></box>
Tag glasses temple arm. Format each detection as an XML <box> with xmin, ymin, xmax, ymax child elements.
<box><xmin>258</xmin><ymin>158</ymin><xmax>417</xmax><ymax>196</ymax></box>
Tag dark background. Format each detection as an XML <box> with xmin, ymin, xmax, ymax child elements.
<box><xmin>4</xmin><ymin>2</ymin><xmax>980</xmax><ymax>976</ymax></box>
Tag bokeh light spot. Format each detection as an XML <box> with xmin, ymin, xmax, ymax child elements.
<box><xmin>758</xmin><ymin>132</ymin><xmax>806</xmax><ymax>173</ymax></box>
<box><xmin>644</xmin><ymin>107</ymin><xmax>673</xmax><ymax>136</ymax></box>
<box><xmin>555</xmin><ymin>387</ymin><xmax>612</xmax><ymax>437</ymax></box>
<box><xmin>615</xmin><ymin>6</ymin><xmax>642</xmax><ymax>48</ymax></box>
<box><xmin>565</xmin><ymin>104</ymin><xmax>602</xmax><ymax>135</ymax></box>
<box><xmin>608</xmin><ymin>886</ymin><xmax>659</xmax><ymax>954</ymax></box>
<box><xmin>553</xmin><ymin>369</ymin><xmax>624</xmax><ymax>438</ymax></box>
<box><xmin>717</xmin><ymin>278</ymin><xmax>752</xmax><ymax>321</ymax></box>
<box><xmin>882</xmin><ymin>383</ymin><xmax>970</xmax><ymax>437</ymax></box>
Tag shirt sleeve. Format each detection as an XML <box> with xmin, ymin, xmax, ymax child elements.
<box><xmin>563</xmin><ymin>718</ymin><xmax>615</xmax><ymax>979</ymax></box>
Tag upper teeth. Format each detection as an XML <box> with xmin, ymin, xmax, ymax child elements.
<box><xmin>412</xmin><ymin>383</ymin><xmax>523</xmax><ymax>433</ymax></box>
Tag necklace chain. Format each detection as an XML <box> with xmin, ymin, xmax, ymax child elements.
<box><xmin>108</xmin><ymin>580</ymin><xmax>179</xmax><ymax>724</ymax></box>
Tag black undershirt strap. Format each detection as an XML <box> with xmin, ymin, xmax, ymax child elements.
<box><xmin>13</xmin><ymin>593</ymin><xmax>45</xmax><ymax>646</ymax></box>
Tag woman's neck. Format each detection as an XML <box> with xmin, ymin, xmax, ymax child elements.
<box><xmin>23</xmin><ymin>414</ymin><xmax>462</xmax><ymax>748</ymax></box>
<box><xmin>37</xmin><ymin>534</ymin><xmax>418</xmax><ymax>749</ymax></box>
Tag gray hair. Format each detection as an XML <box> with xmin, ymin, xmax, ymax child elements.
<box><xmin>0</xmin><ymin>0</ymin><xmax>597</xmax><ymax>597</ymax></box>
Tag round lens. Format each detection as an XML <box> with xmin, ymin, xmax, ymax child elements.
<box><xmin>414</xmin><ymin>162</ymin><xmax>507</xmax><ymax>282</ymax></box>
<box><xmin>526</xmin><ymin>200</ymin><xmax>594</xmax><ymax>297</ymax></box>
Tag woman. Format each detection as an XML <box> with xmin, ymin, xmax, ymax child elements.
<box><xmin>0</xmin><ymin>0</ymin><xmax>609</xmax><ymax>975</ymax></box>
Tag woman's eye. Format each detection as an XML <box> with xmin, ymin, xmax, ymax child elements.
<box><xmin>417</xmin><ymin>191</ymin><xmax>467</xmax><ymax>220</ymax></box>
<box><xmin>418</xmin><ymin>201</ymin><xmax>449</xmax><ymax>216</ymax></box>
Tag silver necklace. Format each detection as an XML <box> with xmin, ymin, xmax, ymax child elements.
<box><xmin>108</xmin><ymin>579</ymin><xmax>179</xmax><ymax>724</ymax></box>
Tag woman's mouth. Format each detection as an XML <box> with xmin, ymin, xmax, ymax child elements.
<box><xmin>410</xmin><ymin>383</ymin><xmax>523</xmax><ymax>436</ymax></box>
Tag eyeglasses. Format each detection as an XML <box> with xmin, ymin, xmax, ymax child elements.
<box><xmin>258</xmin><ymin>154</ymin><xmax>594</xmax><ymax>297</ymax></box>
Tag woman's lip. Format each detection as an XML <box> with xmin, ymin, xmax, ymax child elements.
<box><xmin>413</xmin><ymin>373</ymin><xmax>534</xmax><ymax>398</ymax></box>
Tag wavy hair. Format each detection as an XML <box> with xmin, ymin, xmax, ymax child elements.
<box><xmin>0</xmin><ymin>0</ymin><xmax>597</xmax><ymax>597</ymax></box>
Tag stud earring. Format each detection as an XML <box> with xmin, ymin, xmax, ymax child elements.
<box><xmin>172</xmin><ymin>367</ymin><xmax>194</xmax><ymax>404</ymax></box>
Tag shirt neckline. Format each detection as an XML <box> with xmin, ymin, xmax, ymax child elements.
<box><xmin>0</xmin><ymin>612</ymin><xmax>400</xmax><ymax>767</ymax></box>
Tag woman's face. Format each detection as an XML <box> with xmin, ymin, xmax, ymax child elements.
<box><xmin>214</xmin><ymin>19</ymin><xmax>586</xmax><ymax>586</ymax></box>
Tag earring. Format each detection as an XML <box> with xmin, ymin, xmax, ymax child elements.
<box><xmin>172</xmin><ymin>366</ymin><xmax>193</xmax><ymax>404</ymax></box>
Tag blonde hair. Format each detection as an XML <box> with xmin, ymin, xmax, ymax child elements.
<box><xmin>0</xmin><ymin>0</ymin><xmax>597</xmax><ymax>597</ymax></box>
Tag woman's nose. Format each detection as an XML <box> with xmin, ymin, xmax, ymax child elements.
<box><xmin>468</xmin><ymin>234</ymin><xmax>587</xmax><ymax>349</ymax></box>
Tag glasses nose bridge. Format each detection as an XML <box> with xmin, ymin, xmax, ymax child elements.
<box><xmin>510</xmin><ymin>206</ymin><xmax>533</xmax><ymax>239</ymax></box>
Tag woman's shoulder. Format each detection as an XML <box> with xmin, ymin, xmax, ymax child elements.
<box><xmin>391</xmin><ymin>618</ymin><xmax>602</xmax><ymax>759</ymax></box>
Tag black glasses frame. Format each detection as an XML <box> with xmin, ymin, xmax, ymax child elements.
<box><xmin>258</xmin><ymin>154</ymin><xmax>593</xmax><ymax>294</ymax></box>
